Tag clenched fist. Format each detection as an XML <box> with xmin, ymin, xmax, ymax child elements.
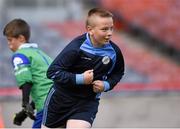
<box><xmin>83</xmin><ymin>69</ymin><xmax>94</xmax><ymax>84</ymax></box>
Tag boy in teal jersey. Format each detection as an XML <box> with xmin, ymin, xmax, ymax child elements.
<box><xmin>3</xmin><ymin>19</ymin><xmax>53</xmax><ymax>128</ymax></box>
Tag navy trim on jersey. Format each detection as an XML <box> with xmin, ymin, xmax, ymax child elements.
<box><xmin>12</xmin><ymin>53</ymin><xmax>30</xmax><ymax>68</ymax></box>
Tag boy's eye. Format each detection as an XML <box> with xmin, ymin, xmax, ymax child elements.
<box><xmin>101</xmin><ymin>28</ymin><xmax>108</xmax><ymax>31</ymax></box>
<box><xmin>101</xmin><ymin>27</ymin><xmax>113</xmax><ymax>31</ymax></box>
<box><xmin>7</xmin><ymin>39</ymin><xmax>11</xmax><ymax>42</ymax></box>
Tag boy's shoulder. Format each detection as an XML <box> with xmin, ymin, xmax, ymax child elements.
<box><xmin>70</xmin><ymin>33</ymin><xmax>86</xmax><ymax>45</ymax></box>
<box><xmin>65</xmin><ymin>33</ymin><xmax>87</xmax><ymax>50</ymax></box>
<box><xmin>13</xmin><ymin>48</ymin><xmax>31</xmax><ymax>58</ymax></box>
<box><xmin>12</xmin><ymin>48</ymin><xmax>36</xmax><ymax>64</ymax></box>
<box><xmin>109</xmin><ymin>40</ymin><xmax>123</xmax><ymax>54</ymax></box>
<box><xmin>109</xmin><ymin>40</ymin><xmax>119</xmax><ymax>49</ymax></box>
<box><xmin>15</xmin><ymin>46</ymin><xmax>40</xmax><ymax>55</ymax></box>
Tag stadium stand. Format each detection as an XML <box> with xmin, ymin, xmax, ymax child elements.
<box><xmin>99</xmin><ymin>0</ymin><xmax>180</xmax><ymax>59</ymax></box>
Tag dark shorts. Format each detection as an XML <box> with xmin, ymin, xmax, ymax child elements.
<box><xmin>42</xmin><ymin>87</ymin><xmax>99</xmax><ymax>128</ymax></box>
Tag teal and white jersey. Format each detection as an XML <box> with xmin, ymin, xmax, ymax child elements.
<box><xmin>12</xmin><ymin>43</ymin><xmax>53</xmax><ymax>112</ymax></box>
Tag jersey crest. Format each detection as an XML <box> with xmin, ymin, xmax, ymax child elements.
<box><xmin>102</xmin><ymin>56</ymin><xmax>110</xmax><ymax>65</ymax></box>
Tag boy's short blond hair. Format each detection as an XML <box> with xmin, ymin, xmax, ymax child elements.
<box><xmin>86</xmin><ymin>8</ymin><xmax>113</xmax><ymax>27</ymax></box>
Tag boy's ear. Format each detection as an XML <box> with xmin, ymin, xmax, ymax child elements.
<box><xmin>18</xmin><ymin>35</ymin><xmax>26</xmax><ymax>42</ymax></box>
<box><xmin>86</xmin><ymin>25</ymin><xmax>93</xmax><ymax>35</ymax></box>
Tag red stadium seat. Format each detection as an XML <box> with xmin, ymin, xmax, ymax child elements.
<box><xmin>99</xmin><ymin>0</ymin><xmax>180</xmax><ymax>50</ymax></box>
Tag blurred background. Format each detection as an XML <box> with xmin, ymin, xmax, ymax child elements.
<box><xmin>0</xmin><ymin>0</ymin><xmax>180</xmax><ymax>128</ymax></box>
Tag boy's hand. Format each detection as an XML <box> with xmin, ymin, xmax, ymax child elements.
<box><xmin>13</xmin><ymin>110</ymin><xmax>27</xmax><ymax>126</ymax></box>
<box><xmin>92</xmin><ymin>80</ymin><xmax>104</xmax><ymax>93</ymax></box>
<box><xmin>83</xmin><ymin>69</ymin><xmax>94</xmax><ymax>84</ymax></box>
<box><xmin>23</xmin><ymin>103</ymin><xmax>36</xmax><ymax>120</ymax></box>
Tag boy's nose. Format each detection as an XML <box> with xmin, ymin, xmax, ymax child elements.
<box><xmin>107</xmin><ymin>28</ymin><xmax>113</xmax><ymax>35</ymax></box>
<box><xmin>107</xmin><ymin>31</ymin><xmax>112</xmax><ymax>37</ymax></box>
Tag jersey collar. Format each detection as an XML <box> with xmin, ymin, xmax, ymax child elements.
<box><xmin>19</xmin><ymin>43</ymin><xmax>38</xmax><ymax>49</ymax></box>
<box><xmin>86</xmin><ymin>33</ymin><xmax>110</xmax><ymax>48</ymax></box>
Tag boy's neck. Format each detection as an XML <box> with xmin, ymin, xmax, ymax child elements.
<box><xmin>89</xmin><ymin>35</ymin><xmax>104</xmax><ymax>48</ymax></box>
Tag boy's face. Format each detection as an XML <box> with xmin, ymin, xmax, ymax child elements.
<box><xmin>87</xmin><ymin>16</ymin><xmax>113</xmax><ymax>47</ymax></box>
<box><xmin>6</xmin><ymin>35</ymin><xmax>24</xmax><ymax>52</ymax></box>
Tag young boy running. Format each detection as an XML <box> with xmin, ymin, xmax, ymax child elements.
<box><xmin>42</xmin><ymin>8</ymin><xmax>125</xmax><ymax>128</ymax></box>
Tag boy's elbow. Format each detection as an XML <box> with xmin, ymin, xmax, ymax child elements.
<box><xmin>46</xmin><ymin>71</ymin><xmax>51</xmax><ymax>79</ymax></box>
<box><xmin>46</xmin><ymin>67</ymin><xmax>54</xmax><ymax>79</ymax></box>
